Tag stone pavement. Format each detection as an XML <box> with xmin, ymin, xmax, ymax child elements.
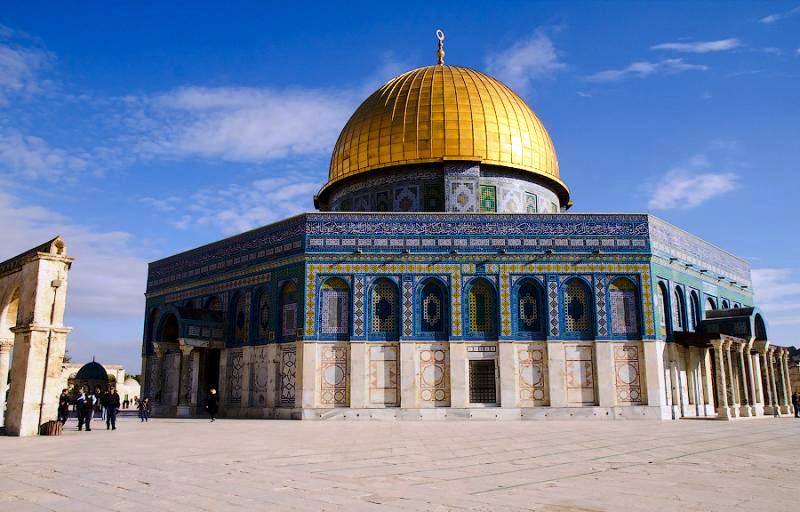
<box><xmin>1</xmin><ymin>417</ymin><xmax>799</xmax><ymax>511</ymax></box>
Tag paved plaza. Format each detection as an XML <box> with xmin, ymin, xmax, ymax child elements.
<box><xmin>1</xmin><ymin>417</ymin><xmax>799</xmax><ymax>511</ymax></box>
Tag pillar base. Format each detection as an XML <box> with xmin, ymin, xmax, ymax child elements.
<box><xmin>716</xmin><ymin>407</ymin><xmax>734</xmax><ymax>419</ymax></box>
<box><xmin>176</xmin><ymin>405</ymin><xmax>194</xmax><ymax>417</ymax></box>
<box><xmin>740</xmin><ymin>405</ymin><xmax>754</xmax><ymax>417</ymax></box>
<box><xmin>779</xmin><ymin>405</ymin><xmax>791</xmax><ymax>415</ymax></box>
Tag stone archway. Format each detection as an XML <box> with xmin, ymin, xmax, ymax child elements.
<box><xmin>0</xmin><ymin>237</ymin><xmax>73</xmax><ymax>436</ymax></box>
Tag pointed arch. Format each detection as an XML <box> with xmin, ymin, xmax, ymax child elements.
<box><xmin>416</xmin><ymin>277</ymin><xmax>449</xmax><ymax>338</ymax></box>
<box><xmin>230</xmin><ymin>291</ymin><xmax>248</xmax><ymax>343</ymax></box>
<box><xmin>465</xmin><ymin>277</ymin><xmax>498</xmax><ymax>338</ymax></box>
<box><xmin>754</xmin><ymin>313</ymin><xmax>767</xmax><ymax>341</ymax></box>
<box><xmin>657</xmin><ymin>281</ymin><xmax>670</xmax><ymax>337</ymax></box>
<box><xmin>688</xmin><ymin>290</ymin><xmax>701</xmax><ymax>331</ymax></box>
<box><xmin>369</xmin><ymin>278</ymin><xmax>399</xmax><ymax>339</ymax></box>
<box><xmin>609</xmin><ymin>277</ymin><xmax>640</xmax><ymax>337</ymax></box>
<box><xmin>159</xmin><ymin>313</ymin><xmax>179</xmax><ymax>343</ymax></box>
<box><xmin>204</xmin><ymin>295</ymin><xmax>222</xmax><ymax>312</ymax></box>
<box><xmin>514</xmin><ymin>278</ymin><xmax>545</xmax><ymax>337</ymax></box>
<box><xmin>721</xmin><ymin>299</ymin><xmax>731</xmax><ymax>309</ymax></box>
<box><xmin>562</xmin><ymin>277</ymin><xmax>594</xmax><ymax>338</ymax></box>
<box><xmin>319</xmin><ymin>277</ymin><xmax>350</xmax><ymax>337</ymax></box>
<box><xmin>1</xmin><ymin>287</ymin><xmax>20</xmax><ymax>337</ymax></box>
<box><xmin>705</xmin><ymin>296</ymin><xmax>717</xmax><ymax>312</ymax></box>
<box><xmin>672</xmin><ymin>286</ymin><xmax>686</xmax><ymax>332</ymax></box>
<box><xmin>253</xmin><ymin>285</ymin><xmax>271</xmax><ymax>341</ymax></box>
<box><xmin>279</xmin><ymin>281</ymin><xmax>298</xmax><ymax>340</ymax></box>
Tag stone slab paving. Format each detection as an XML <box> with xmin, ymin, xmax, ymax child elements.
<box><xmin>1</xmin><ymin>417</ymin><xmax>799</xmax><ymax>511</ymax></box>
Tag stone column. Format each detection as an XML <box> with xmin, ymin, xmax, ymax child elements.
<box><xmin>176</xmin><ymin>345</ymin><xmax>194</xmax><ymax>416</ymax></box>
<box><xmin>753</xmin><ymin>353</ymin><xmax>764</xmax><ymax>406</ymax></box>
<box><xmin>701</xmin><ymin>348</ymin><xmax>715</xmax><ymax>416</ymax></box>
<box><xmin>0</xmin><ymin>339</ymin><xmax>13</xmax><ymax>427</ymax></box>
<box><xmin>643</xmin><ymin>340</ymin><xmax>670</xmax><ymax>419</ymax></box>
<box><xmin>767</xmin><ymin>348</ymin><xmax>780</xmax><ymax>416</ymax></box>
<box><xmin>736</xmin><ymin>344</ymin><xmax>752</xmax><ymax>417</ymax></box>
<box><xmin>724</xmin><ymin>342</ymin><xmax>740</xmax><ymax>416</ymax></box>
<box><xmin>778</xmin><ymin>350</ymin><xmax>791</xmax><ymax>414</ymax></box>
<box><xmin>759</xmin><ymin>349</ymin><xmax>774</xmax><ymax>415</ymax></box>
<box><xmin>782</xmin><ymin>351</ymin><xmax>795</xmax><ymax>416</ymax></box>
<box><xmin>710</xmin><ymin>340</ymin><xmax>730</xmax><ymax>419</ymax></box>
<box><xmin>498</xmin><ymin>342</ymin><xmax>517</xmax><ymax>409</ymax></box>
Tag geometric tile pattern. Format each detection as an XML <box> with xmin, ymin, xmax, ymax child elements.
<box><xmin>479</xmin><ymin>185</ymin><xmax>497</xmax><ymax>213</ymax></box>
<box><xmin>500</xmin><ymin>271</ymin><xmax>511</xmax><ymax>336</ymax></box>
<box><xmin>402</xmin><ymin>277</ymin><xmax>413</xmax><ymax>336</ymax></box>
<box><xmin>518</xmin><ymin>342</ymin><xmax>548</xmax><ymax>405</ymax></box>
<box><xmin>353</xmin><ymin>277</ymin><xmax>365</xmax><ymax>336</ymax></box>
<box><xmin>614</xmin><ymin>342</ymin><xmax>643</xmax><ymax>404</ymax></box>
<box><xmin>419</xmin><ymin>343</ymin><xmax>450</xmax><ymax>405</ymax></box>
<box><xmin>303</xmin><ymin>262</ymin><xmax>654</xmax><ymax>338</ymax></box>
<box><xmin>564</xmin><ymin>279</ymin><xmax>592</xmax><ymax>336</ymax></box>
<box><xmin>595</xmin><ymin>275</ymin><xmax>608</xmax><ymax>337</ymax></box>
<box><xmin>227</xmin><ymin>350</ymin><xmax>244</xmax><ymax>404</ymax></box>
<box><xmin>320</xmin><ymin>344</ymin><xmax>349</xmax><ymax>406</ymax></box>
<box><xmin>279</xmin><ymin>345</ymin><xmax>296</xmax><ymax>407</ymax></box>
<box><xmin>548</xmin><ymin>278</ymin><xmax>560</xmax><ymax>337</ymax></box>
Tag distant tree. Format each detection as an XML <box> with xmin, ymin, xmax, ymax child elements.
<box><xmin>63</xmin><ymin>350</ymin><xmax>72</xmax><ymax>364</ymax></box>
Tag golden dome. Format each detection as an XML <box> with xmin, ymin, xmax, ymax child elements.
<box><xmin>320</xmin><ymin>65</ymin><xmax>568</xmax><ymax>202</ymax></box>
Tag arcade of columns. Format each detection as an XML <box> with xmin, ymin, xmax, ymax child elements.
<box><xmin>142</xmin><ymin>335</ymin><xmax>796</xmax><ymax>420</ymax></box>
<box><xmin>707</xmin><ymin>336</ymin><xmax>794</xmax><ymax>419</ymax></box>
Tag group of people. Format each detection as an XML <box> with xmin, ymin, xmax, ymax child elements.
<box><xmin>57</xmin><ymin>387</ymin><xmax>153</xmax><ymax>431</ymax></box>
<box><xmin>793</xmin><ymin>392</ymin><xmax>800</xmax><ymax>418</ymax></box>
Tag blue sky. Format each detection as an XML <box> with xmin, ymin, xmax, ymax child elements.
<box><xmin>1</xmin><ymin>1</ymin><xmax>798</xmax><ymax>371</ymax></box>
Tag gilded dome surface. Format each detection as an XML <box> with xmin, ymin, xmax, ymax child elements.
<box><xmin>322</xmin><ymin>65</ymin><xmax>567</xmax><ymax>200</ymax></box>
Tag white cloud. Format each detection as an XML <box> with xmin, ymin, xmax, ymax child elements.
<box><xmin>648</xmin><ymin>156</ymin><xmax>738</xmax><ymax>210</ymax></box>
<box><xmin>486</xmin><ymin>30</ymin><xmax>566</xmax><ymax>92</ymax></box>
<box><xmin>0</xmin><ymin>130</ymin><xmax>90</xmax><ymax>180</ymax></box>
<box><xmin>153</xmin><ymin>175</ymin><xmax>322</xmax><ymax>235</ymax></box>
<box><xmin>135</xmin><ymin>86</ymin><xmax>354</xmax><ymax>163</ymax></box>
<box><xmin>651</xmin><ymin>38</ymin><xmax>741</xmax><ymax>53</ymax></box>
<box><xmin>0</xmin><ymin>27</ymin><xmax>54</xmax><ymax>105</ymax></box>
<box><xmin>586</xmin><ymin>59</ymin><xmax>707</xmax><ymax>82</ymax></box>
<box><xmin>760</xmin><ymin>6</ymin><xmax>800</xmax><ymax>24</ymax></box>
<box><xmin>0</xmin><ymin>191</ymin><xmax>147</xmax><ymax>318</ymax></box>
<box><xmin>752</xmin><ymin>269</ymin><xmax>800</xmax><ymax>328</ymax></box>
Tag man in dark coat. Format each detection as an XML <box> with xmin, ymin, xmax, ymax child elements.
<box><xmin>58</xmin><ymin>389</ymin><xmax>70</xmax><ymax>424</ymax></box>
<box><xmin>205</xmin><ymin>388</ymin><xmax>219</xmax><ymax>422</ymax></box>
<box><xmin>75</xmin><ymin>388</ymin><xmax>87</xmax><ymax>431</ymax></box>
<box><xmin>792</xmin><ymin>392</ymin><xmax>799</xmax><ymax>418</ymax></box>
<box><xmin>83</xmin><ymin>388</ymin><xmax>98</xmax><ymax>431</ymax></box>
<box><xmin>105</xmin><ymin>386</ymin><xmax>121</xmax><ymax>430</ymax></box>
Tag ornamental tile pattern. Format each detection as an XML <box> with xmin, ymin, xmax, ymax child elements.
<box><xmin>320</xmin><ymin>344</ymin><xmax>349</xmax><ymax>406</ymax></box>
<box><xmin>279</xmin><ymin>345</ymin><xmax>296</xmax><ymax>407</ymax></box>
<box><xmin>518</xmin><ymin>342</ymin><xmax>548</xmax><ymax>405</ymax></box>
<box><xmin>402</xmin><ymin>277</ymin><xmax>413</xmax><ymax>336</ymax></box>
<box><xmin>500</xmin><ymin>271</ymin><xmax>511</xmax><ymax>336</ymax></box>
<box><xmin>614</xmin><ymin>342</ymin><xmax>643</xmax><ymax>404</ymax></box>
<box><xmin>548</xmin><ymin>277</ymin><xmax>560</xmax><ymax>337</ymax></box>
<box><xmin>595</xmin><ymin>275</ymin><xmax>608</xmax><ymax>337</ymax></box>
<box><xmin>353</xmin><ymin>277</ymin><xmax>365</xmax><ymax>336</ymax></box>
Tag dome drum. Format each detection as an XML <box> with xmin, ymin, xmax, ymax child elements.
<box><xmin>317</xmin><ymin>161</ymin><xmax>564</xmax><ymax>214</ymax></box>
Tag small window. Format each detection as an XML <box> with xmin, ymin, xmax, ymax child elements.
<box><xmin>563</xmin><ymin>279</ymin><xmax>593</xmax><ymax>337</ymax></box>
<box><xmin>525</xmin><ymin>192</ymin><xmax>537</xmax><ymax>213</ymax></box>
<box><xmin>609</xmin><ymin>279</ymin><xmax>640</xmax><ymax>336</ymax></box>
<box><xmin>469</xmin><ymin>360</ymin><xmax>497</xmax><ymax>404</ymax></box>
<box><xmin>479</xmin><ymin>185</ymin><xmax>497</xmax><ymax>212</ymax></box>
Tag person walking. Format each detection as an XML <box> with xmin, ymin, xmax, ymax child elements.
<box><xmin>105</xmin><ymin>386</ymin><xmax>121</xmax><ymax>430</ymax></box>
<box><xmin>83</xmin><ymin>388</ymin><xmax>98</xmax><ymax>431</ymax></box>
<box><xmin>205</xmin><ymin>388</ymin><xmax>219</xmax><ymax>422</ymax></box>
<box><xmin>58</xmin><ymin>388</ymin><xmax>70</xmax><ymax>425</ymax></box>
<box><xmin>75</xmin><ymin>388</ymin><xmax>87</xmax><ymax>431</ymax></box>
<box><xmin>792</xmin><ymin>392</ymin><xmax>799</xmax><ymax>418</ymax></box>
<box><xmin>138</xmin><ymin>397</ymin><xmax>150</xmax><ymax>422</ymax></box>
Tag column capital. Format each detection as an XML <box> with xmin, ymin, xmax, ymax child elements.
<box><xmin>179</xmin><ymin>344</ymin><xmax>194</xmax><ymax>357</ymax></box>
<box><xmin>710</xmin><ymin>339</ymin><xmax>724</xmax><ymax>349</ymax></box>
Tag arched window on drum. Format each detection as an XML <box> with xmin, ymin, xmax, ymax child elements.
<box><xmin>319</xmin><ymin>278</ymin><xmax>350</xmax><ymax>337</ymax></box>
<box><xmin>657</xmin><ymin>281</ymin><xmax>670</xmax><ymax>337</ymax></box>
<box><xmin>516</xmin><ymin>279</ymin><xmax>545</xmax><ymax>336</ymax></box>
<box><xmin>418</xmin><ymin>279</ymin><xmax>448</xmax><ymax>337</ymax></box>
<box><xmin>467</xmin><ymin>278</ymin><xmax>497</xmax><ymax>338</ymax></box>
<box><xmin>672</xmin><ymin>287</ymin><xmax>685</xmax><ymax>332</ymax></box>
<box><xmin>280</xmin><ymin>281</ymin><xmax>298</xmax><ymax>340</ymax></box>
<box><xmin>370</xmin><ymin>278</ymin><xmax>399</xmax><ymax>339</ymax></box>
<box><xmin>609</xmin><ymin>278</ymin><xmax>640</xmax><ymax>337</ymax></box>
<box><xmin>562</xmin><ymin>278</ymin><xmax>594</xmax><ymax>338</ymax></box>
<box><xmin>688</xmin><ymin>290</ymin><xmax>701</xmax><ymax>332</ymax></box>
<box><xmin>254</xmin><ymin>287</ymin><xmax>270</xmax><ymax>340</ymax></box>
